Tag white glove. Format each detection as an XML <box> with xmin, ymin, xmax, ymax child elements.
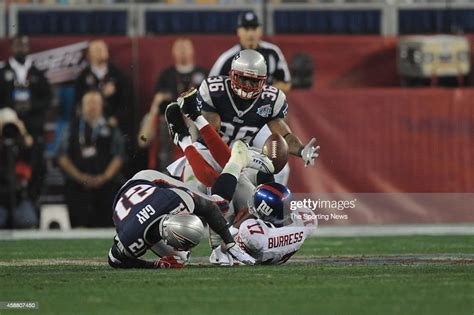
<box><xmin>300</xmin><ymin>138</ymin><xmax>320</xmax><ymax>167</ymax></box>
<box><xmin>225</xmin><ymin>242</ymin><xmax>256</xmax><ymax>265</ymax></box>
<box><xmin>209</xmin><ymin>246</ymin><xmax>233</xmax><ymax>266</ymax></box>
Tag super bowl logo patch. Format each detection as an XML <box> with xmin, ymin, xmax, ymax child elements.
<box><xmin>257</xmin><ymin>104</ymin><xmax>272</xmax><ymax>117</ymax></box>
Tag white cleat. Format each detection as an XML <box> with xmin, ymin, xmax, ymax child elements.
<box><xmin>247</xmin><ymin>149</ymin><xmax>275</xmax><ymax>174</ymax></box>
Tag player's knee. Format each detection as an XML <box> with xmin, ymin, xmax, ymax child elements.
<box><xmin>108</xmin><ymin>244</ymin><xmax>126</xmax><ymax>269</ymax></box>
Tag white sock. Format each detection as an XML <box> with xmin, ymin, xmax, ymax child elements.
<box><xmin>222</xmin><ymin>162</ymin><xmax>242</xmax><ymax>180</ymax></box>
<box><xmin>195</xmin><ymin>115</ymin><xmax>209</xmax><ymax>130</ymax></box>
<box><xmin>178</xmin><ymin>136</ymin><xmax>193</xmax><ymax>151</ymax></box>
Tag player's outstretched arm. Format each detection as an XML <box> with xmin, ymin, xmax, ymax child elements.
<box><xmin>268</xmin><ymin>118</ymin><xmax>320</xmax><ymax>167</ymax></box>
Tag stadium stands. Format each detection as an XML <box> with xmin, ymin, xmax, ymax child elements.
<box><xmin>4</xmin><ymin>1</ymin><xmax>474</xmax><ymax>37</ymax></box>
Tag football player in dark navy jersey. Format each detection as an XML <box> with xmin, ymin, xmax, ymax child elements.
<box><xmin>182</xmin><ymin>49</ymin><xmax>319</xmax><ymax>168</ymax></box>
<box><xmin>107</xmin><ymin>167</ymin><xmax>256</xmax><ymax>269</ymax></box>
<box><xmin>197</xmin><ymin>75</ymin><xmax>287</xmax><ymax>146</ymax></box>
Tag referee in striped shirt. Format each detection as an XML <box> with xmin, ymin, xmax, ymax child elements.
<box><xmin>209</xmin><ymin>11</ymin><xmax>292</xmax><ymax>93</ymax></box>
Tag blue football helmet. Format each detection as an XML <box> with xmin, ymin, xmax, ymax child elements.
<box><xmin>248</xmin><ymin>183</ymin><xmax>292</xmax><ymax>227</ymax></box>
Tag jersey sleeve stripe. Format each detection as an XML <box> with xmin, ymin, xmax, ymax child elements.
<box><xmin>272</xmin><ymin>90</ymin><xmax>287</xmax><ymax>118</ymax></box>
<box><xmin>199</xmin><ymin>80</ymin><xmax>215</xmax><ymax>109</ymax></box>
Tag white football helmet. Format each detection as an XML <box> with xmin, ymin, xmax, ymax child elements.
<box><xmin>230</xmin><ymin>49</ymin><xmax>267</xmax><ymax>100</ymax></box>
<box><xmin>159</xmin><ymin>213</ymin><xmax>204</xmax><ymax>250</ymax></box>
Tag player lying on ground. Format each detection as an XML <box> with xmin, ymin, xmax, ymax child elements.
<box><xmin>165</xmin><ymin>102</ymin><xmax>316</xmax><ymax>265</ymax></box>
<box><xmin>107</xmin><ymin>153</ymin><xmax>259</xmax><ymax>269</ymax></box>
<box><xmin>210</xmin><ymin>180</ymin><xmax>317</xmax><ymax>265</ymax></box>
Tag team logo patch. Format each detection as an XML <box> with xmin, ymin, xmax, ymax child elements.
<box><xmin>256</xmin><ymin>200</ymin><xmax>273</xmax><ymax>216</ymax></box>
<box><xmin>257</xmin><ymin>104</ymin><xmax>272</xmax><ymax>118</ymax></box>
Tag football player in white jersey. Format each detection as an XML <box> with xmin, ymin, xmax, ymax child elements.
<box><xmin>210</xmin><ymin>182</ymin><xmax>317</xmax><ymax>266</ymax></box>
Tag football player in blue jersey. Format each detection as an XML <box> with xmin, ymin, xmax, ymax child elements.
<box><xmin>179</xmin><ymin>49</ymin><xmax>319</xmax><ymax>170</ymax></box>
<box><xmin>107</xmin><ymin>143</ymin><xmax>258</xmax><ymax>269</ymax></box>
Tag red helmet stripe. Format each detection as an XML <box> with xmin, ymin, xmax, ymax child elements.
<box><xmin>260</xmin><ymin>184</ymin><xmax>285</xmax><ymax>199</ymax></box>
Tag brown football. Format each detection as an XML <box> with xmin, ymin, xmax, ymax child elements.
<box><xmin>262</xmin><ymin>134</ymin><xmax>289</xmax><ymax>174</ymax></box>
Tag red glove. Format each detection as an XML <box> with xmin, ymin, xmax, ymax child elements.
<box><xmin>154</xmin><ymin>256</ymin><xmax>185</xmax><ymax>269</ymax></box>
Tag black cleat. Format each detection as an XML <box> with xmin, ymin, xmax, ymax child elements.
<box><xmin>165</xmin><ymin>102</ymin><xmax>190</xmax><ymax>145</ymax></box>
<box><xmin>177</xmin><ymin>88</ymin><xmax>201</xmax><ymax>121</ymax></box>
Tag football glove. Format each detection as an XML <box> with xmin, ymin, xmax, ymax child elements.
<box><xmin>154</xmin><ymin>255</ymin><xmax>186</xmax><ymax>269</ymax></box>
<box><xmin>177</xmin><ymin>88</ymin><xmax>200</xmax><ymax>121</ymax></box>
<box><xmin>209</xmin><ymin>246</ymin><xmax>233</xmax><ymax>266</ymax></box>
<box><xmin>224</xmin><ymin>242</ymin><xmax>256</xmax><ymax>265</ymax></box>
<box><xmin>300</xmin><ymin>138</ymin><xmax>320</xmax><ymax>167</ymax></box>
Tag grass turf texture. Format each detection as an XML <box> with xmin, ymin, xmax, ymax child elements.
<box><xmin>0</xmin><ymin>236</ymin><xmax>473</xmax><ymax>315</ymax></box>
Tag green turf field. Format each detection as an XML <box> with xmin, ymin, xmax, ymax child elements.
<box><xmin>0</xmin><ymin>235</ymin><xmax>473</xmax><ymax>315</ymax></box>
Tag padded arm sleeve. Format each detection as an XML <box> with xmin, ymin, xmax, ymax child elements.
<box><xmin>192</xmin><ymin>194</ymin><xmax>234</xmax><ymax>244</ymax></box>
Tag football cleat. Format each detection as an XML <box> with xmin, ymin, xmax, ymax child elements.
<box><xmin>165</xmin><ymin>102</ymin><xmax>190</xmax><ymax>145</ymax></box>
<box><xmin>177</xmin><ymin>88</ymin><xmax>201</xmax><ymax>121</ymax></box>
<box><xmin>248</xmin><ymin>149</ymin><xmax>275</xmax><ymax>174</ymax></box>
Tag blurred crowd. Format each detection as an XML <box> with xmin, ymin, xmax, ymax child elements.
<box><xmin>0</xmin><ymin>35</ymin><xmax>202</xmax><ymax>228</ymax></box>
<box><xmin>0</xmin><ymin>10</ymin><xmax>292</xmax><ymax>230</ymax></box>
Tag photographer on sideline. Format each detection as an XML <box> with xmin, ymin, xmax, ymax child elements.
<box><xmin>0</xmin><ymin>108</ymin><xmax>37</xmax><ymax>229</ymax></box>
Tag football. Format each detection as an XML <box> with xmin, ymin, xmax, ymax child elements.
<box><xmin>262</xmin><ymin>133</ymin><xmax>289</xmax><ymax>173</ymax></box>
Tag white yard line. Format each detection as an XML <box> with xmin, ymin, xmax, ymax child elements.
<box><xmin>1</xmin><ymin>254</ymin><xmax>473</xmax><ymax>267</ymax></box>
<box><xmin>0</xmin><ymin>224</ymin><xmax>473</xmax><ymax>240</ymax></box>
